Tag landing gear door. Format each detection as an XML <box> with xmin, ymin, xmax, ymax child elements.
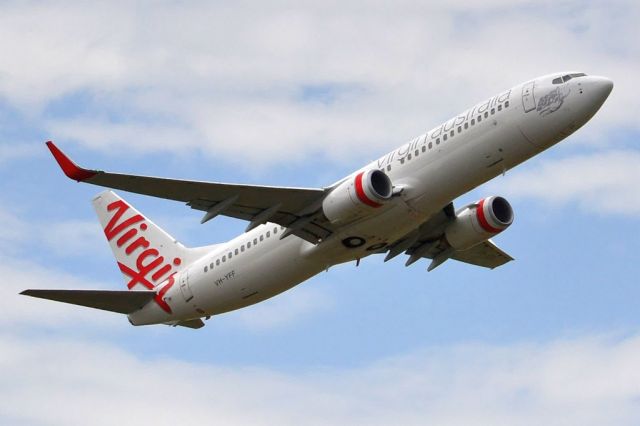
<box><xmin>179</xmin><ymin>270</ymin><xmax>194</xmax><ymax>302</ymax></box>
<box><xmin>521</xmin><ymin>81</ymin><xmax>536</xmax><ymax>113</ymax></box>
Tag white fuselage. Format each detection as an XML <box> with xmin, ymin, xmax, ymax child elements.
<box><xmin>129</xmin><ymin>72</ymin><xmax>613</xmax><ymax>326</ymax></box>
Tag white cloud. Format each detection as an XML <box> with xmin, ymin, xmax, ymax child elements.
<box><xmin>1</xmin><ymin>332</ymin><xmax>640</xmax><ymax>425</ymax></box>
<box><xmin>494</xmin><ymin>150</ymin><xmax>640</xmax><ymax>215</ymax></box>
<box><xmin>0</xmin><ymin>1</ymin><xmax>637</xmax><ymax>168</ymax></box>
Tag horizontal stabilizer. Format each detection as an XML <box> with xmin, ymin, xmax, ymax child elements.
<box><xmin>20</xmin><ymin>289</ymin><xmax>156</xmax><ymax>314</ymax></box>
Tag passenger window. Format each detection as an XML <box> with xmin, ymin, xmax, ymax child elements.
<box><xmin>407</xmin><ymin>153</ymin><xmax>412</xmax><ymax>160</ymax></box>
<box><xmin>484</xmin><ymin>112</ymin><xmax>489</xmax><ymax>118</ymax></box>
<box><xmin>421</xmin><ymin>146</ymin><xmax>426</xmax><ymax>153</ymax></box>
<box><xmin>241</xmin><ymin>245</ymin><xmax>245</xmax><ymax>252</ymax></box>
<box><xmin>464</xmin><ymin>122</ymin><xmax>468</xmax><ymax>129</ymax></box>
<box><xmin>273</xmin><ymin>227</ymin><xmax>278</xmax><ymax>234</ymax></box>
<box><xmin>429</xmin><ymin>142</ymin><xmax>433</xmax><ymax>149</ymax></box>
<box><xmin>267</xmin><ymin>231</ymin><xmax>271</xmax><ymax>238</ymax></box>
<box><xmin>216</xmin><ymin>259</ymin><xmax>220</xmax><ymax>266</ymax></box>
<box><xmin>210</xmin><ymin>262</ymin><xmax>214</xmax><ymax>269</ymax></box>
<box><xmin>498</xmin><ymin>105</ymin><xmax>502</xmax><ymax>111</ymax></box>
<box><xmin>204</xmin><ymin>266</ymin><xmax>208</xmax><ymax>273</ymax></box>
<box><xmin>254</xmin><ymin>238</ymin><xmax>258</xmax><ymax>245</ymax></box>
<box><xmin>478</xmin><ymin>115</ymin><xmax>482</xmax><ymax>122</ymax></box>
<box><xmin>260</xmin><ymin>235</ymin><xmax>264</xmax><ymax>241</ymax></box>
<box><xmin>415</xmin><ymin>149</ymin><xmax>419</xmax><ymax>156</ymax></box>
<box><xmin>471</xmin><ymin>118</ymin><xmax>475</xmax><ymax>125</ymax></box>
<box><xmin>449</xmin><ymin>130</ymin><xmax>454</xmax><ymax>137</ymax></box>
<box><xmin>247</xmin><ymin>241</ymin><xmax>251</xmax><ymax>249</ymax></box>
<box><xmin>443</xmin><ymin>134</ymin><xmax>447</xmax><ymax>141</ymax></box>
<box><xmin>228</xmin><ymin>252</ymin><xmax>232</xmax><ymax>259</ymax></box>
<box><xmin>234</xmin><ymin>248</ymin><xmax>239</xmax><ymax>255</ymax></box>
<box><xmin>222</xmin><ymin>255</ymin><xmax>226</xmax><ymax>262</ymax></box>
<box><xmin>491</xmin><ymin>108</ymin><xmax>495</xmax><ymax>115</ymax></box>
<box><xmin>386</xmin><ymin>165</ymin><xmax>391</xmax><ymax>171</ymax></box>
<box><xmin>505</xmin><ymin>101</ymin><xmax>510</xmax><ymax>108</ymax></box>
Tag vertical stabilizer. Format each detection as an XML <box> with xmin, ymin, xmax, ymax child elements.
<box><xmin>93</xmin><ymin>190</ymin><xmax>208</xmax><ymax>291</ymax></box>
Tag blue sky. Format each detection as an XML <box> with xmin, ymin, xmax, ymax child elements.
<box><xmin>1</xmin><ymin>1</ymin><xmax>639</xmax><ymax>424</ymax></box>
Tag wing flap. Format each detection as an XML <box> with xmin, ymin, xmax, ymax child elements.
<box><xmin>175</xmin><ymin>318</ymin><xmax>205</xmax><ymax>329</ymax></box>
<box><xmin>451</xmin><ymin>240</ymin><xmax>514</xmax><ymax>269</ymax></box>
<box><xmin>20</xmin><ymin>289</ymin><xmax>156</xmax><ymax>314</ymax></box>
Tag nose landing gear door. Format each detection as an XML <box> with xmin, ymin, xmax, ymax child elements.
<box><xmin>179</xmin><ymin>270</ymin><xmax>194</xmax><ymax>302</ymax></box>
<box><xmin>521</xmin><ymin>81</ymin><xmax>536</xmax><ymax>113</ymax></box>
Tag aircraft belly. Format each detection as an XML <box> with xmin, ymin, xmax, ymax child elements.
<box><xmin>298</xmin><ymin>203</ymin><xmax>426</xmax><ymax>267</ymax></box>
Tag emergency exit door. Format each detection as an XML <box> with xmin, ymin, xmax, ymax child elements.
<box><xmin>179</xmin><ymin>270</ymin><xmax>194</xmax><ymax>302</ymax></box>
<box><xmin>521</xmin><ymin>81</ymin><xmax>537</xmax><ymax>113</ymax></box>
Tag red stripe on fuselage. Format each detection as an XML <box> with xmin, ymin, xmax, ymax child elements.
<box><xmin>354</xmin><ymin>172</ymin><xmax>382</xmax><ymax>208</ymax></box>
<box><xmin>154</xmin><ymin>274</ymin><xmax>176</xmax><ymax>314</ymax></box>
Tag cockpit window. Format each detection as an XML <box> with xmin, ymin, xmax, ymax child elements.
<box><xmin>553</xmin><ymin>73</ymin><xmax>587</xmax><ymax>84</ymax></box>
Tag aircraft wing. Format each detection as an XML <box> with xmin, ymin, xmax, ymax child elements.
<box><xmin>387</xmin><ymin>203</ymin><xmax>514</xmax><ymax>270</ymax></box>
<box><xmin>46</xmin><ymin>142</ymin><xmax>332</xmax><ymax>243</ymax></box>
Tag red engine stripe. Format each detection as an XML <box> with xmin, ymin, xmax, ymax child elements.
<box><xmin>354</xmin><ymin>172</ymin><xmax>382</xmax><ymax>208</ymax></box>
<box><xmin>476</xmin><ymin>198</ymin><xmax>502</xmax><ymax>233</ymax></box>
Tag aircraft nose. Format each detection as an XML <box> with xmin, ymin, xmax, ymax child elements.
<box><xmin>590</xmin><ymin>76</ymin><xmax>614</xmax><ymax>105</ymax></box>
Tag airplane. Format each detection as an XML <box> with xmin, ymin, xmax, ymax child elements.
<box><xmin>22</xmin><ymin>72</ymin><xmax>613</xmax><ymax>329</ymax></box>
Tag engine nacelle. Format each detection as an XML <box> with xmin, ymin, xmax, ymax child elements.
<box><xmin>322</xmin><ymin>169</ymin><xmax>393</xmax><ymax>224</ymax></box>
<box><xmin>444</xmin><ymin>196</ymin><xmax>514</xmax><ymax>250</ymax></box>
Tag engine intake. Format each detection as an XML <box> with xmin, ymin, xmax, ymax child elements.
<box><xmin>323</xmin><ymin>169</ymin><xmax>393</xmax><ymax>224</ymax></box>
<box><xmin>444</xmin><ymin>196</ymin><xmax>514</xmax><ymax>250</ymax></box>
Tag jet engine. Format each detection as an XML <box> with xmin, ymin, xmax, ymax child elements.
<box><xmin>322</xmin><ymin>169</ymin><xmax>393</xmax><ymax>224</ymax></box>
<box><xmin>444</xmin><ymin>196</ymin><xmax>514</xmax><ymax>250</ymax></box>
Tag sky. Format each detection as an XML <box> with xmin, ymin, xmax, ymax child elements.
<box><xmin>1</xmin><ymin>0</ymin><xmax>639</xmax><ymax>424</ymax></box>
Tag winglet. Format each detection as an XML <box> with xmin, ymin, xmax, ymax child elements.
<box><xmin>46</xmin><ymin>141</ymin><xmax>97</xmax><ymax>182</ymax></box>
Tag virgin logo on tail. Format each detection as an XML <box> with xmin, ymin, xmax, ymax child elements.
<box><xmin>104</xmin><ymin>200</ymin><xmax>182</xmax><ymax>305</ymax></box>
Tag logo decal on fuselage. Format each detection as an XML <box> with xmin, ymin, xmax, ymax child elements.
<box><xmin>104</xmin><ymin>200</ymin><xmax>182</xmax><ymax>313</ymax></box>
<box><xmin>537</xmin><ymin>86</ymin><xmax>570</xmax><ymax>117</ymax></box>
<box><xmin>375</xmin><ymin>89</ymin><xmax>512</xmax><ymax>169</ymax></box>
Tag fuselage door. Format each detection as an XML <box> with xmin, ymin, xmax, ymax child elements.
<box><xmin>521</xmin><ymin>81</ymin><xmax>537</xmax><ymax>113</ymax></box>
<box><xmin>179</xmin><ymin>270</ymin><xmax>194</xmax><ymax>302</ymax></box>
